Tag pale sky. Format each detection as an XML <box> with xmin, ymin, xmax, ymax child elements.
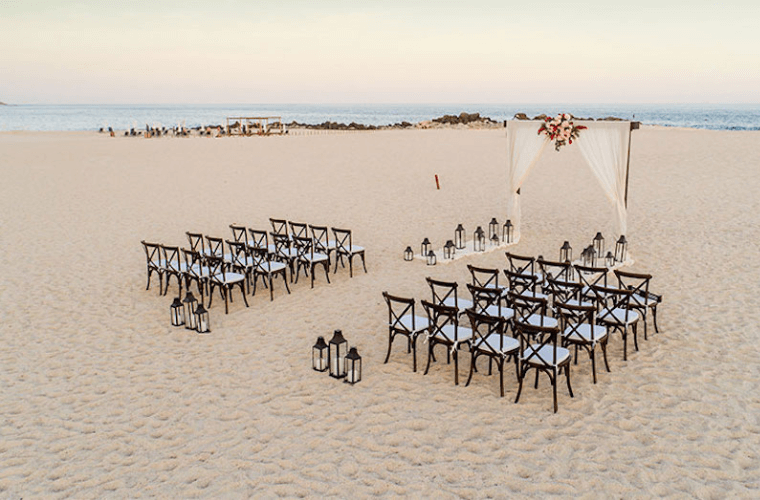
<box><xmin>1</xmin><ymin>0</ymin><xmax>758</xmax><ymax>104</ymax></box>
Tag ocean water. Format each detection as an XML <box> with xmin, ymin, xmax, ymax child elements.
<box><xmin>1</xmin><ymin>103</ymin><xmax>759</xmax><ymax>132</ymax></box>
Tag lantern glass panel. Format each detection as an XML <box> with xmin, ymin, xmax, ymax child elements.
<box><xmin>312</xmin><ymin>336</ymin><xmax>329</xmax><ymax>372</ymax></box>
<box><xmin>560</xmin><ymin>241</ymin><xmax>572</xmax><ymax>263</ymax></box>
<box><xmin>171</xmin><ymin>297</ymin><xmax>185</xmax><ymax>326</ymax></box>
<box><xmin>421</xmin><ymin>238</ymin><xmax>430</xmax><ymax>258</ymax></box>
<box><xmin>593</xmin><ymin>232</ymin><xmax>605</xmax><ymax>256</ymax></box>
<box><xmin>615</xmin><ymin>235</ymin><xmax>628</xmax><ymax>263</ymax></box>
<box><xmin>502</xmin><ymin>220</ymin><xmax>513</xmax><ymax>243</ymax></box>
<box><xmin>606</xmin><ymin>251</ymin><xmax>615</xmax><ymax>268</ymax></box>
<box><xmin>489</xmin><ymin>218</ymin><xmax>499</xmax><ymax>240</ymax></box>
<box><xmin>195</xmin><ymin>304</ymin><xmax>210</xmax><ymax>333</ymax></box>
<box><xmin>474</xmin><ymin>227</ymin><xmax>485</xmax><ymax>252</ymax></box>
<box><xmin>427</xmin><ymin>250</ymin><xmax>436</xmax><ymax>266</ymax></box>
<box><xmin>183</xmin><ymin>292</ymin><xmax>198</xmax><ymax>330</ymax></box>
<box><xmin>344</xmin><ymin>347</ymin><xmax>362</xmax><ymax>384</ymax></box>
<box><xmin>404</xmin><ymin>246</ymin><xmax>413</xmax><ymax>261</ymax></box>
<box><xmin>454</xmin><ymin>224</ymin><xmax>465</xmax><ymax>249</ymax></box>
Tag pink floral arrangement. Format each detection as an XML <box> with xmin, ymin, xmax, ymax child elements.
<box><xmin>538</xmin><ymin>113</ymin><xmax>587</xmax><ymax>151</ymax></box>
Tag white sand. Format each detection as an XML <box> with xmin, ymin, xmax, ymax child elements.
<box><xmin>1</xmin><ymin>127</ymin><xmax>759</xmax><ymax>497</ymax></box>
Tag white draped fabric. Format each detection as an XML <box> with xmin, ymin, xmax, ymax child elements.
<box><xmin>505</xmin><ymin>121</ymin><xmax>551</xmax><ymax>242</ymax></box>
<box><xmin>505</xmin><ymin>119</ymin><xmax>631</xmax><ymax>241</ymax></box>
<box><xmin>576</xmin><ymin>122</ymin><xmax>630</xmax><ymax>237</ymax></box>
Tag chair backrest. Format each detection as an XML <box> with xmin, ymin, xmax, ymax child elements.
<box><xmin>382</xmin><ymin>292</ymin><xmax>417</xmax><ymax>333</ymax></box>
<box><xmin>575</xmin><ymin>265</ymin><xmax>608</xmax><ymax>291</ymax></box>
<box><xmin>508</xmin><ymin>291</ymin><xmax>550</xmax><ymax>325</ymax></box>
<box><xmin>289</xmin><ymin>221</ymin><xmax>308</xmax><ymax>239</ymax></box>
<box><xmin>226</xmin><ymin>240</ymin><xmax>251</xmax><ymax>268</ymax></box>
<box><xmin>206</xmin><ymin>236</ymin><xmax>224</xmax><ymax>258</ymax></box>
<box><xmin>162</xmin><ymin>245</ymin><xmax>182</xmax><ymax>274</ymax></box>
<box><xmin>614</xmin><ymin>270</ymin><xmax>653</xmax><ymax>308</ymax></box>
<box><xmin>506</xmin><ymin>252</ymin><xmax>536</xmax><ymax>276</ymax></box>
<box><xmin>591</xmin><ymin>285</ymin><xmax>633</xmax><ymax>324</ymax></box>
<box><xmin>186</xmin><ymin>232</ymin><xmax>205</xmax><ymax>255</ymax></box>
<box><xmin>182</xmin><ymin>248</ymin><xmax>205</xmax><ymax>280</ymax></box>
<box><xmin>504</xmin><ymin>269</ymin><xmax>539</xmax><ymax>296</ymax></box>
<box><xmin>513</xmin><ymin>320</ymin><xmax>562</xmax><ymax>366</ymax></box>
<box><xmin>332</xmin><ymin>228</ymin><xmax>353</xmax><ymax>253</ymax></box>
<box><xmin>270</xmin><ymin>232</ymin><xmax>291</xmax><ymax>257</ymax></box>
<box><xmin>467</xmin><ymin>284</ymin><xmax>503</xmax><ymax>318</ymax></box>
<box><xmin>249</xmin><ymin>247</ymin><xmax>270</xmax><ymax>272</ymax></box>
<box><xmin>141</xmin><ymin>241</ymin><xmax>163</xmax><ymax>269</ymax></box>
<box><xmin>229</xmin><ymin>224</ymin><xmax>248</xmax><ymax>243</ymax></box>
<box><xmin>555</xmin><ymin>301</ymin><xmax>598</xmax><ymax>341</ymax></box>
<box><xmin>270</xmin><ymin>218</ymin><xmax>288</xmax><ymax>236</ymax></box>
<box><xmin>206</xmin><ymin>255</ymin><xmax>226</xmax><ymax>280</ymax></box>
<box><xmin>467</xmin><ymin>264</ymin><xmax>501</xmax><ymax>290</ymax></box>
<box><xmin>292</xmin><ymin>235</ymin><xmax>315</xmax><ymax>262</ymax></box>
<box><xmin>426</xmin><ymin>277</ymin><xmax>460</xmax><ymax>308</ymax></box>
<box><xmin>537</xmin><ymin>258</ymin><xmax>571</xmax><ymax>284</ymax></box>
<box><xmin>420</xmin><ymin>299</ymin><xmax>460</xmax><ymax>344</ymax></box>
<box><xmin>248</xmin><ymin>228</ymin><xmax>269</xmax><ymax>251</ymax></box>
<box><xmin>310</xmin><ymin>224</ymin><xmax>331</xmax><ymax>252</ymax></box>
<box><xmin>545</xmin><ymin>277</ymin><xmax>584</xmax><ymax>308</ymax></box>
<box><xmin>466</xmin><ymin>310</ymin><xmax>506</xmax><ymax>356</ymax></box>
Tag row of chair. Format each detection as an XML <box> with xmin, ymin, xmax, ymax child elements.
<box><xmin>140</xmin><ymin>219</ymin><xmax>367</xmax><ymax>314</ymax></box>
<box><xmin>382</xmin><ymin>254</ymin><xmax>661</xmax><ymax>412</ymax></box>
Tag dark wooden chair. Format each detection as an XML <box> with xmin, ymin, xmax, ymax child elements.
<box><xmin>182</xmin><ymin>248</ymin><xmax>210</xmax><ymax>305</ymax></box>
<box><xmin>591</xmin><ymin>285</ymin><xmax>639</xmax><ymax>361</ymax></box>
<box><xmin>464</xmin><ymin>310</ymin><xmax>519</xmax><ymax>397</ymax></box>
<box><xmin>309</xmin><ymin>224</ymin><xmax>337</xmax><ymax>263</ymax></box>
<box><xmin>513</xmin><ymin>319</ymin><xmax>573</xmax><ymax>413</ymax></box>
<box><xmin>420</xmin><ymin>300</ymin><xmax>473</xmax><ymax>386</ymax></box>
<box><xmin>507</xmin><ymin>290</ymin><xmax>557</xmax><ymax>328</ymax></box>
<box><xmin>382</xmin><ymin>292</ymin><xmax>430</xmax><ymax>372</ymax></box>
<box><xmin>555</xmin><ymin>301</ymin><xmax>610</xmax><ymax>384</ymax></box>
<box><xmin>270</xmin><ymin>232</ymin><xmax>298</xmax><ymax>281</ymax></box>
<box><xmin>332</xmin><ymin>228</ymin><xmax>366</xmax><ymax>277</ymax></box>
<box><xmin>247</xmin><ymin>228</ymin><xmax>276</xmax><ymax>258</ymax></box>
<box><xmin>504</xmin><ymin>269</ymin><xmax>547</xmax><ymax>300</ymax></box>
<box><xmin>426</xmin><ymin>277</ymin><xmax>473</xmax><ymax>313</ymax></box>
<box><xmin>467</xmin><ymin>264</ymin><xmax>508</xmax><ymax>301</ymax></box>
<box><xmin>292</xmin><ymin>236</ymin><xmax>331</xmax><ymax>288</ymax></box>
<box><xmin>186</xmin><ymin>232</ymin><xmax>207</xmax><ymax>257</ymax></box>
<box><xmin>506</xmin><ymin>252</ymin><xmax>542</xmax><ymax>281</ymax></box>
<box><xmin>614</xmin><ymin>270</ymin><xmax>661</xmax><ymax>339</ymax></box>
<box><xmin>467</xmin><ymin>284</ymin><xmax>514</xmax><ymax>322</ymax></box>
<box><xmin>537</xmin><ymin>258</ymin><xmax>573</xmax><ymax>288</ymax></box>
<box><xmin>207</xmin><ymin>256</ymin><xmax>249</xmax><ymax>314</ymax></box>
<box><xmin>141</xmin><ymin>240</ymin><xmax>166</xmax><ymax>294</ymax></box>
<box><xmin>574</xmin><ymin>264</ymin><xmax>608</xmax><ymax>302</ymax></box>
<box><xmin>269</xmin><ymin>218</ymin><xmax>289</xmax><ymax>237</ymax></box>
<box><xmin>161</xmin><ymin>245</ymin><xmax>186</xmax><ymax>297</ymax></box>
<box><xmin>226</xmin><ymin>240</ymin><xmax>254</xmax><ymax>293</ymax></box>
<box><xmin>251</xmin><ymin>247</ymin><xmax>290</xmax><ymax>301</ymax></box>
<box><xmin>289</xmin><ymin>221</ymin><xmax>308</xmax><ymax>240</ymax></box>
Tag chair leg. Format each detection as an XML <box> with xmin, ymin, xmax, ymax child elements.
<box><xmin>323</xmin><ymin>262</ymin><xmax>330</xmax><ymax>284</ymax></box>
<box><xmin>424</xmin><ymin>342</ymin><xmax>434</xmax><ymax>375</ymax></box>
<box><xmin>590</xmin><ymin>349</ymin><xmax>597</xmax><ymax>384</ymax></box>
<box><xmin>465</xmin><ymin>352</ymin><xmax>476</xmax><ymax>387</ymax></box>
<box><xmin>453</xmin><ymin>349</ymin><xmax>459</xmax><ymax>386</ymax></box>
<box><xmin>623</xmin><ymin>327</ymin><xmax>628</xmax><ymax>361</ymax></box>
<box><xmin>348</xmin><ymin>255</ymin><xmax>353</xmax><ymax>278</ymax></box>
<box><xmin>499</xmin><ymin>358</ymin><xmax>505</xmax><ymax>397</ymax></box>
<box><xmin>412</xmin><ymin>336</ymin><xmax>417</xmax><ymax>373</ymax></box>
<box><xmin>223</xmin><ymin>288</ymin><xmax>229</xmax><ymax>314</ymax></box>
<box><xmin>641</xmin><ymin>310</ymin><xmax>648</xmax><ymax>340</ymax></box>
<box><xmin>515</xmin><ymin>365</ymin><xmax>525</xmax><ymax>403</ymax></box>
<box><xmin>652</xmin><ymin>306</ymin><xmax>660</xmax><ymax>333</ymax></box>
<box><xmin>384</xmin><ymin>332</ymin><xmax>394</xmax><ymax>364</ymax></box>
<box><xmin>240</xmin><ymin>283</ymin><xmax>249</xmax><ymax>308</ymax></box>
<box><xmin>146</xmin><ymin>269</ymin><xmax>152</xmax><ymax>291</ymax></box>
<box><xmin>360</xmin><ymin>252</ymin><xmax>367</xmax><ymax>273</ymax></box>
<box><xmin>283</xmin><ymin>272</ymin><xmax>291</xmax><ymax>295</ymax></box>
<box><xmin>553</xmin><ymin>369</ymin><xmax>558</xmax><ymax>413</ymax></box>
<box><xmin>633</xmin><ymin>323</ymin><xmax>639</xmax><ymax>351</ymax></box>
<box><xmin>565</xmin><ymin>364</ymin><xmax>573</xmax><ymax>397</ymax></box>
<box><xmin>310</xmin><ymin>264</ymin><xmax>315</xmax><ymax>289</ymax></box>
<box><xmin>534</xmin><ymin>368</ymin><xmax>540</xmax><ymax>389</ymax></box>
<box><xmin>601</xmin><ymin>340</ymin><xmax>611</xmax><ymax>372</ymax></box>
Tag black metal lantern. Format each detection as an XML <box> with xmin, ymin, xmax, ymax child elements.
<box><xmin>183</xmin><ymin>292</ymin><xmax>198</xmax><ymax>330</ymax></box>
<box><xmin>474</xmin><ymin>226</ymin><xmax>486</xmax><ymax>252</ymax></box>
<box><xmin>404</xmin><ymin>246</ymin><xmax>414</xmax><ymax>261</ymax></box>
<box><xmin>581</xmin><ymin>246</ymin><xmax>591</xmax><ymax>267</ymax></box>
<box><xmin>170</xmin><ymin>297</ymin><xmax>185</xmax><ymax>327</ymax></box>
<box><xmin>490</xmin><ymin>232</ymin><xmax>500</xmax><ymax>247</ymax></box>
<box><xmin>502</xmin><ymin>219</ymin><xmax>513</xmax><ymax>243</ymax></box>
<box><xmin>489</xmin><ymin>218</ymin><xmax>499</xmax><ymax>240</ymax></box>
<box><xmin>589</xmin><ymin>246</ymin><xmax>598</xmax><ymax>267</ymax></box>
<box><xmin>454</xmin><ymin>224</ymin><xmax>466</xmax><ymax>249</ymax></box>
<box><xmin>344</xmin><ymin>347</ymin><xmax>362</xmax><ymax>385</ymax></box>
<box><xmin>606</xmin><ymin>251</ymin><xmax>615</xmax><ymax>268</ymax></box>
<box><xmin>312</xmin><ymin>336</ymin><xmax>329</xmax><ymax>372</ymax></box>
<box><xmin>560</xmin><ymin>241</ymin><xmax>572</xmax><ymax>263</ymax></box>
<box><xmin>443</xmin><ymin>240</ymin><xmax>455</xmax><ymax>260</ymax></box>
<box><xmin>421</xmin><ymin>238</ymin><xmax>431</xmax><ymax>258</ymax></box>
<box><xmin>427</xmin><ymin>250</ymin><xmax>437</xmax><ymax>266</ymax></box>
<box><xmin>593</xmin><ymin>232</ymin><xmax>605</xmax><ymax>257</ymax></box>
<box><xmin>328</xmin><ymin>330</ymin><xmax>348</xmax><ymax>379</ymax></box>
<box><xmin>194</xmin><ymin>303</ymin><xmax>210</xmax><ymax>333</ymax></box>
<box><xmin>615</xmin><ymin>235</ymin><xmax>628</xmax><ymax>263</ymax></box>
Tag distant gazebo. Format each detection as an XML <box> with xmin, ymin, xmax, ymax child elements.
<box><xmin>226</xmin><ymin>116</ymin><xmax>285</xmax><ymax>136</ymax></box>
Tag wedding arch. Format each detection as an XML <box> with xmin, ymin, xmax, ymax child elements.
<box><xmin>506</xmin><ymin>117</ymin><xmax>639</xmax><ymax>244</ymax></box>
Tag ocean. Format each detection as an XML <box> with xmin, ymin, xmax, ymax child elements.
<box><xmin>1</xmin><ymin>103</ymin><xmax>759</xmax><ymax>132</ymax></box>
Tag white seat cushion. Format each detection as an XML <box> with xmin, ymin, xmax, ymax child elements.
<box><xmin>519</xmin><ymin>290</ymin><xmax>549</xmax><ymax>301</ymax></box>
<box><xmin>441</xmin><ymin>297</ymin><xmax>474</xmax><ymax>311</ymax></box>
<box><xmin>212</xmin><ymin>272</ymin><xmax>245</xmax><ymax>284</ymax></box>
<box><xmin>258</xmin><ymin>261</ymin><xmax>286</xmax><ymax>273</ymax></box>
<box><xmin>477</xmin><ymin>333</ymin><xmax>519</xmax><ymax>354</ymax></box>
<box><xmin>303</xmin><ymin>252</ymin><xmax>329</xmax><ymax>263</ymax></box>
<box><xmin>523</xmin><ymin>344</ymin><xmax>570</xmax><ymax>366</ymax></box>
<box><xmin>278</xmin><ymin>248</ymin><xmax>299</xmax><ymax>259</ymax></box>
<box><xmin>563</xmin><ymin>323</ymin><xmax>608</xmax><ymax>343</ymax></box>
<box><xmin>483</xmin><ymin>305</ymin><xmax>515</xmax><ymax>320</ymax></box>
<box><xmin>525</xmin><ymin>314</ymin><xmax>558</xmax><ymax>328</ymax></box>
<box><xmin>564</xmin><ymin>298</ymin><xmax>596</xmax><ymax>308</ymax></box>
<box><xmin>432</xmin><ymin>324</ymin><xmax>474</xmax><ymax>343</ymax></box>
<box><xmin>338</xmin><ymin>244</ymin><xmax>364</xmax><ymax>254</ymax></box>
<box><xmin>599</xmin><ymin>308</ymin><xmax>639</xmax><ymax>325</ymax></box>
<box><xmin>392</xmin><ymin>314</ymin><xmax>429</xmax><ymax>333</ymax></box>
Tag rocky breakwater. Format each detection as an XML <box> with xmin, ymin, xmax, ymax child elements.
<box><xmin>287</xmin><ymin>112</ymin><xmax>502</xmax><ymax>131</ymax></box>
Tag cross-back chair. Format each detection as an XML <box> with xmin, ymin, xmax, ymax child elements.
<box><xmin>591</xmin><ymin>284</ymin><xmax>639</xmax><ymax>361</ymax></box>
<box><xmin>545</xmin><ymin>277</ymin><xmax>587</xmax><ymax>311</ymax></box>
<box><xmin>464</xmin><ymin>310</ymin><xmax>519</xmax><ymax>397</ymax></box>
<box><xmin>420</xmin><ymin>300</ymin><xmax>473</xmax><ymax>385</ymax></box>
<box><xmin>251</xmin><ymin>247</ymin><xmax>290</xmax><ymax>301</ymax></box>
<box><xmin>555</xmin><ymin>301</ymin><xmax>610</xmax><ymax>384</ymax></box>
<box><xmin>141</xmin><ymin>240</ymin><xmax>166</xmax><ymax>294</ymax></box>
<box><xmin>382</xmin><ymin>292</ymin><xmax>430</xmax><ymax>372</ymax></box>
<box><xmin>247</xmin><ymin>228</ymin><xmax>275</xmax><ymax>257</ymax></box>
<box><xmin>332</xmin><ymin>228</ymin><xmax>367</xmax><ymax>277</ymax></box>
<box><xmin>205</xmin><ymin>236</ymin><xmax>228</xmax><ymax>261</ymax></box>
<box><xmin>574</xmin><ymin>264</ymin><xmax>608</xmax><ymax>301</ymax></box>
<box><xmin>537</xmin><ymin>258</ymin><xmax>572</xmax><ymax>288</ymax></box>
<box><xmin>207</xmin><ymin>255</ymin><xmax>249</xmax><ymax>314</ymax></box>
<box><xmin>186</xmin><ymin>232</ymin><xmax>207</xmax><ymax>257</ymax></box>
<box><xmin>504</xmin><ymin>269</ymin><xmax>546</xmax><ymax>299</ymax></box>
<box><xmin>270</xmin><ymin>232</ymin><xmax>298</xmax><ymax>281</ymax></box>
<box><xmin>614</xmin><ymin>270</ymin><xmax>661</xmax><ymax>339</ymax></box>
<box><xmin>467</xmin><ymin>264</ymin><xmax>508</xmax><ymax>298</ymax></box>
<box><xmin>513</xmin><ymin>320</ymin><xmax>573</xmax><ymax>413</ymax></box>
<box><xmin>229</xmin><ymin>224</ymin><xmax>249</xmax><ymax>245</ymax></box>
<box><xmin>161</xmin><ymin>244</ymin><xmax>186</xmax><ymax>297</ymax></box>
<box><xmin>426</xmin><ymin>277</ymin><xmax>473</xmax><ymax>312</ymax></box>
<box><xmin>182</xmin><ymin>248</ymin><xmax>210</xmax><ymax>305</ymax></box>
<box><xmin>467</xmin><ymin>284</ymin><xmax>514</xmax><ymax>322</ymax></box>
<box><xmin>292</xmin><ymin>235</ymin><xmax>331</xmax><ymax>288</ymax></box>
<box><xmin>269</xmin><ymin>218</ymin><xmax>289</xmax><ymax>237</ymax></box>
<box><xmin>226</xmin><ymin>240</ymin><xmax>254</xmax><ymax>293</ymax></box>
<box><xmin>289</xmin><ymin>221</ymin><xmax>308</xmax><ymax>239</ymax></box>
<box><xmin>309</xmin><ymin>224</ymin><xmax>337</xmax><ymax>263</ymax></box>
<box><xmin>507</xmin><ymin>290</ymin><xmax>557</xmax><ymax>328</ymax></box>
<box><xmin>506</xmin><ymin>252</ymin><xmax>542</xmax><ymax>280</ymax></box>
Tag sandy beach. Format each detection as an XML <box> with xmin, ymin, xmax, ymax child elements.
<box><xmin>1</xmin><ymin>127</ymin><xmax>759</xmax><ymax>497</ymax></box>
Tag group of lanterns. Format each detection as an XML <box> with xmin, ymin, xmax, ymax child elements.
<box><xmin>170</xmin><ymin>291</ymin><xmax>210</xmax><ymax>333</ymax></box>
<box><xmin>559</xmin><ymin>233</ymin><xmax>628</xmax><ymax>268</ymax></box>
<box><xmin>312</xmin><ymin>330</ymin><xmax>362</xmax><ymax>385</ymax></box>
<box><xmin>404</xmin><ymin>219</ymin><xmax>514</xmax><ymax>265</ymax></box>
